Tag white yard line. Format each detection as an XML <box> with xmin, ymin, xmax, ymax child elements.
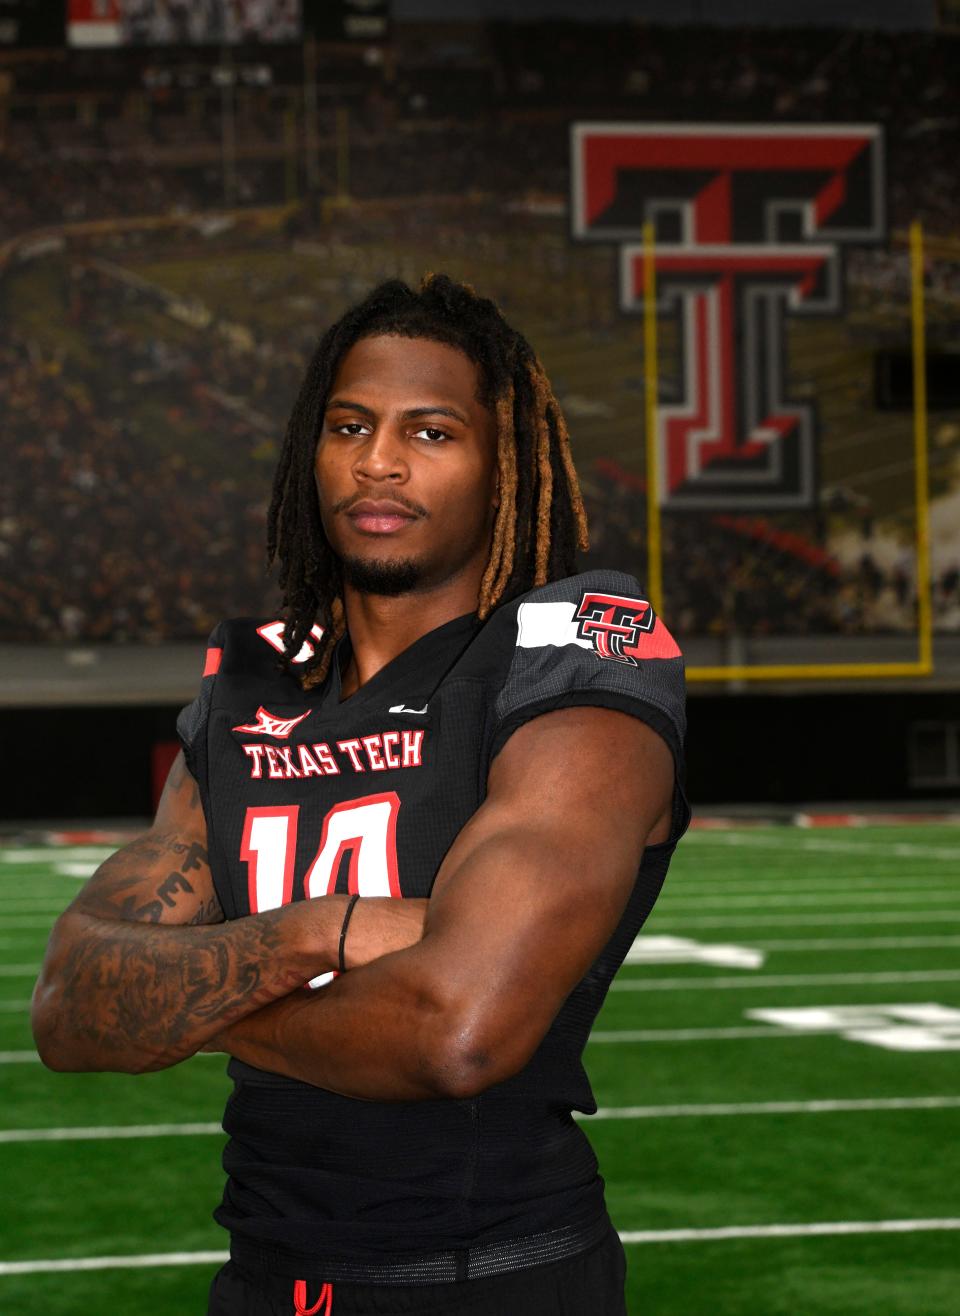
<box><xmin>610</xmin><ymin>969</ymin><xmax>960</xmax><ymax>992</ymax></box>
<box><xmin>589</xmin><ymin>1026</ymin><xmax>836</xmax><ymax>1043</ymax></box>
<box><xmin>751</xmin><ymin>935</ymin><xmax>960</xmax><ymax>951</ymax></box>
<box><xmin>0</xmin><ymin>1050</ymin><xmax>222</xmax><ymax>1065</ymax></box>
<box><xmin>650</xmin><ymin>910</ymin><xmax>960</xmax><ymax>928</ymax></box>
<box><xmin>675</xmin><ymin>856</ymin><xmax>950</xmax><ymax>867</ymax></box>
<box><xmin>0</xmin><ymin>1122</ymin><xmax>223</xmax><ymax>1144</ymax></box>
<box><xmin>3</xmin><ymin>1220</ymin><xmax>959</xmax><ymax>1274</ymax></box>
<box><xmin>0</xmin><ymin>1250</ymin><xmax>229</xmax><ymax>1276</ymax></box>
<box><xmin>0</xmin><ymin>849</ymin><xmax>115</xmax><ymax>864</ymax></box>
<box><xmin>586</xmin><ymin>1096</ymin><xmax>960</xmax><ymax>1119</ymax></box>
<box><xmin>0</xmin><ymin>918</ymin><xmax>60</xmax><ymax>929</ymax></box>
<box><xmin>626</xmin><ymin>934</ymin><xmax>960</xmax><ymax>953</ymax></box>
<box><xmin>0</xmin><ymin>1000</ymin><xmax>30</xmax><ymax>1011</ymax></box>
<box><xmin>658</xmin><ymin>890</ymin><xmax>959</xmax><ymax>909</ymax></box>
<box><xmin>619</xmin><ymin>1218</ymin><xmax>960</xmax><ymax>1244</ymax></box>
<box><xmin>0</xmin><ymin>966</ymin><xmax>39</xmax><ymax>977</ymax></box>
<box><xmin>671</xmin><ymin>880</ymin><xmax>958</xmax><ymax>895</ymax></box>
<box><xmin>682</xmin><ymin>835</ymin><xmax>960</xmax><ymax>860</ymax></box>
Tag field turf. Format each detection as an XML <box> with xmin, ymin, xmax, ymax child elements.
<box><xmin>1</xmin><ymin>824</ymin><xmax>958</xmax><ymax>1314</ymax></box>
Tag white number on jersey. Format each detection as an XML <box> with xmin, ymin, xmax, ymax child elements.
<box><xmin>239</xmin><ymin>793</ymin><xmax>402</xmax><ymax>988</ymax></box>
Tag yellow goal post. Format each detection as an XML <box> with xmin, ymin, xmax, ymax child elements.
<box><xmin>641</xmin><ymin>219</ymin><xmax>933</xmax><ymax>683</ymax></box>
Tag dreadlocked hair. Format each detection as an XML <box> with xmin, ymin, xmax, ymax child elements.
<box><xmin>267</xmin><ymin>272</ymin><xmax>589</xmax><ymax>686</ymax></box>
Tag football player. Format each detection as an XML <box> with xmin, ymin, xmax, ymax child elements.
<box><xmin>33</xmin><ymin>275</ymin><xmax>689</xmax><ymax>1316</ymax></box>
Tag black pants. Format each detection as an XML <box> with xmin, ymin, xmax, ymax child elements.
<box><xmin>207</xmin><ymin>1229</ymin><xmax>627</xmax><ymax>1315</ymax></box>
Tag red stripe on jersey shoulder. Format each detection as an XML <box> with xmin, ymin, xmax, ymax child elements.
<box><xmin>203</xmin><ymin>646</ymin><xmax>223</xmax><ymax>677</ymax></box>
<box><xmin>626</xmin><ymin>616</ymin><xmax>682</xmax><ymax>662</ymax></box>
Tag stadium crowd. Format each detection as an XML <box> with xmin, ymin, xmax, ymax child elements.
<box><xmin>2</xmin><ymin>27</ymin><xmax>960</xmax><ymax>241</ymax></box>
<box><xmin>0</xmin><ymin>268</ymin><xmax>287</xmax><ymax>644</ymax></box>
<box><xmin>3</xmin><ymin>23</ymin><xmax>959</xmax><ymax>643</ymax></box>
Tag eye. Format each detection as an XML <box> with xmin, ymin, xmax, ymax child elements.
<box><xmin>412</xmin><ymin>426</ymin><xmax>451</xmax><ymax>443</ymax></box>
<box><xmin>331</xmin><ymin>421</ymin><xmax>370</xmax><ymax>437</ymax></box>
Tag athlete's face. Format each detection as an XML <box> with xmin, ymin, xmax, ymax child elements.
<box><xmin>315</xmin><ymin>334</ymin><xmax>499</xmax><ymax>597</ymax></box>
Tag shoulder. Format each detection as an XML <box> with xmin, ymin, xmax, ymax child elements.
<box><xmin>480</xmin><ymin>570</ymin><xmax>686</xmax><ymax>755</ymax></box>
<box><xmin>482</xmin><ymin>569</ymin><xmax>682</xmax><ymax>669</ymax></box>
<box><xmin>176</xmin><ymin>617</ymin><xmax>326</xmax><ymax>761</ymax></box>
<box><xmin>506</xmin><ymin>570</ymin><xmax>681</xmax><ymax>661</ymax></box>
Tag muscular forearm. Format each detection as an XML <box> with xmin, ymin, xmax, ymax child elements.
<box><xmin>205</xmin><ymin>834</ymin><xmax>547</xmax><ymax>1101</ymax></box>
<box><xmin>204</xmin><ymin>946</ymin><xmax>460</xmax><ymax>1100</ymax></box>
<box><xmin>32</xmin><ymin>898</ymin><xmax>344</xmax><ymax>1074</ymax></box>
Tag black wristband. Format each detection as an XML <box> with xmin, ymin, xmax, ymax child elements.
<box><xmin>338</xmin><ymin>894</ymin><xmax>360</xmax><ymax>975</ymax></box>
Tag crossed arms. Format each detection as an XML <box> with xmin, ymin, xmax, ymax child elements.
<box><xmin>32</xmin><ymin>706</ymin><xmax>674</xmax><ymax>1100</ymax></box>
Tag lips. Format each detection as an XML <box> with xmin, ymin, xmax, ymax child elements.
<box><xmin>346</xmin><ymin>499</ymin><xmax>420</xmax><ymax>535</ymax></box>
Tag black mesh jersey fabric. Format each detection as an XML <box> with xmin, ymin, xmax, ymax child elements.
<box><xmin>177</xmin><ymin>570</ymin><xmax>690</xmax><ymax>1264</ymax></box>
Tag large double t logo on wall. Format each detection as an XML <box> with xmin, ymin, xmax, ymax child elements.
<box><xmin>571</xmin><ymin>124</ymin><xmax>885</xmax><ymax>508</ymax></box>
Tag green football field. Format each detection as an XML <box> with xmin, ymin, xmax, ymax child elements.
<box><xmin>1</xmin><ymin>824</ymin><xmax>959</xmax><ymax>1314</ymax></box>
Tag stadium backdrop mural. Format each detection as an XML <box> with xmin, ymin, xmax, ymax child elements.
<box><xmin>2</xmin><ymin>20</ymin><xmax>959</xmax><ymax>646</ymax></box>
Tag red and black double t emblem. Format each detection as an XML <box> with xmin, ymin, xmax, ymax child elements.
<box><xmin>571</xmin><ymin>123</ymin><xmax>886</xmax><ymax>509</ymax></box>
<box><xmin>576</xmin><ymin>592</ymin><xmax>658</xmax><ymax>666</ymax></box>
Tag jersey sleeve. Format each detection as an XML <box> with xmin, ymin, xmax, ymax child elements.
<box><xmin>175</xmin><ymin>623</ymin><xmax>225</xmax><ymax>787</ymax></box>
<box><xmin>490</xmin><ymin>571</ymin><xmax>687</xmax><ymax>795</ymax></box>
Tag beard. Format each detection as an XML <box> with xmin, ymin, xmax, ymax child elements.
<box><xmin>340</xmin><ymin>553</ymin><xmax>423</xmax><ymax>597</ymax></box>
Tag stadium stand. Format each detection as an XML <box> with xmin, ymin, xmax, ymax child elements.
<box><xmin>2</xmin><ymin>25</ymin><xmax>959</xmax><ymax>644</ymax></box>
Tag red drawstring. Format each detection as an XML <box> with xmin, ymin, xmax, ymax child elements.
<box><xmin>293</xmin><ymin>1279</ymin><xmax>332</xmax><ymax>1316</ymax></box>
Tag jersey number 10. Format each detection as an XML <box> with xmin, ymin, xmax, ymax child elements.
<box><xmin>240</xmin><ymin>792</ymin><xmax>402</xmax><ymax>988</ymax></box>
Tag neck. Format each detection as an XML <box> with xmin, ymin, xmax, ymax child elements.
<box><xmin>339</xmin><ymin>571</ymin><xmax>481</xmax><ymax>698</ymax></box>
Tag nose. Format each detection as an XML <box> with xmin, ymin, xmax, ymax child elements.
<box><xmin>352</xmin><ymin>424</ymin><xmax>408</xmax><ymax>484</ymax></box>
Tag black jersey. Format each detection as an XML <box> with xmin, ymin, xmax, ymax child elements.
<box><xmin>177</xmin><ymin>569</ymin><xmax>689</xmax><ymax>1272</ymax></box>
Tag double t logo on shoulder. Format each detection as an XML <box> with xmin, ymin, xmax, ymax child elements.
<box><xmin>571</xmin><ymin>123</ymin><xmax>885</xmax><ymax>509</ymax></box>
<box><xmin>575</xmin><ymin>592</ymin><xmax>657</xmax><ymax>666</ymax></box>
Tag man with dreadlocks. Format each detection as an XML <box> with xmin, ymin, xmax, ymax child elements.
<box><xmin>33</xmin><ymin>275</ymin><xmax>689</xmax><ymax>1316</ymax></box>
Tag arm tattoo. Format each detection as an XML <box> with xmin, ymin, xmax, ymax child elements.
<box><xmin>48</xmin><ymin>904</ymin><xmax>300</xmax><ymax>1069</ymax></box>
<box><xmin>37</xmin><ymin>814</ymin><xmax>314</xmax><ymax>1069</ymax></box>
<box><xmin>73</xmin><ymin>835</ymin><xmax>220</xmax><ymax>926</ymax></box>
<box><xmin>188</xmin><ymin>895</ymin><xmax>224</xmax><ymax>926</ymax></box>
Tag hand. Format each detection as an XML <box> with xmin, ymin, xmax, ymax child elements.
<box><xmin>343</xmin><ymin>897</ymin><xmax>428</xmax><ymax>971</ymax></box>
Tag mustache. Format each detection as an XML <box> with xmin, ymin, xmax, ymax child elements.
<box><xmin>331</xmin><ymin>491</ymin><xmax>430</xmax><ymax>518</ymax></box>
